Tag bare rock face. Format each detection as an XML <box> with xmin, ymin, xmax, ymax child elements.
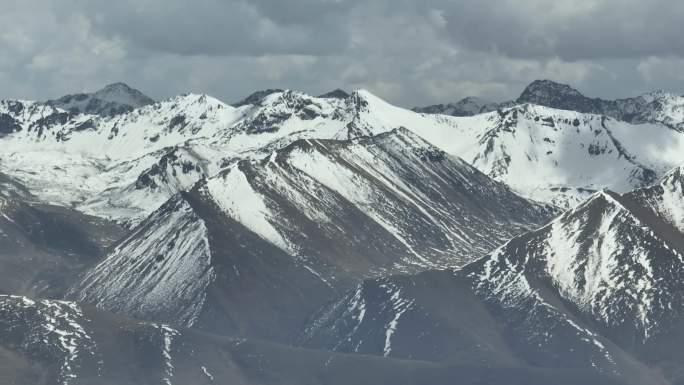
<box><xmin>45</xmin><ymin>82</ymin><xmax>155</xmax><ymax>117</ymax></box>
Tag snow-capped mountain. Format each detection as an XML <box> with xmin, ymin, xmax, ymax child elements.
<box><xmin>68</xmin><ymin>128</ymin><xmax>551</xmax><ymax>341</ymax></box>
<box><xmin>517</xmin><ymin>80</ymin><xmax>684</xmax><ymax>131</ymax></box>
<box><xmin>3</xmin><ymin>83</ymin><xmax>684</xmax><ymax>219</ymax></box>
<box><xmin>45</xmin><ymin>82</ymin><xmax>154</xmax><ymax>117</ymax></box>
<box><xmin>414</xmin><ymin>104</ymin><xmax>684</xmax><ymax>207</ymax></box>
<box><xmin>417</xmin><ymin>80</ymin><xmax>684</xmax><ymax>132</ymax></box>
<box><xmin>6</xmin><ymin>81</ymin><xmax>684</xmax><ymax>384</ymax></box>
<box><xmin>302</xmin><ymin>167</ymin><xmax>684</xmax><ymax>385</ymax></box>
<box><xmin>1</xmin><ymin>88</ymin><xmax>468</xmax><ymax>224</ymax></box>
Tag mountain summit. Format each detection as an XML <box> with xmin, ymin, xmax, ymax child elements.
<box><xmin>517</xmin><ymin>79</ymin><xmax>588</xmax><ymax>107</ymax></box>
<box><xmin>45</xmin><ymin>82</ymin><xmax>154</xmax><ymax>116</ymax></box>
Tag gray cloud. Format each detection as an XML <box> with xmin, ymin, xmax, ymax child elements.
<box><xmin>79</xmin><ymin>0</ymin><xmax>357</xmax><ymax>56</ymax></box>
<box><xmin>440</xmin><ymin>0</ymin><xmax>684</xmax><ymax>61</ymax></box>
<box><xmin>1</xmin><ymin>0</ymin><xmax>684</xmax><ymax>107</ymax></box>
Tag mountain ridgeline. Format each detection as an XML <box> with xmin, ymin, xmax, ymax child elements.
<box><xmin>1</xmin><ymin>80</ymin><xmax>684</xmax><ymax>384</ymax></box>
<box><xmin>415</xmin><ymin>79</ymin><xmax>684</xmax><ymax>131</ymax></box>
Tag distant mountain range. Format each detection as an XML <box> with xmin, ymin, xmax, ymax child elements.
<box><xmin>2</xmin><ymin>79</ymin><xmax>684</xmax><ymax>384</ymax></box>
<box><xmin>415</xmin><ymin>79</ymin><xmax>684</xmax><ymax>131</ymax></box>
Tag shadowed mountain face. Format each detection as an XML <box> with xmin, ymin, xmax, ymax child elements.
<box><xmin>45</xmin><ymin>83</ymin><xmax>154</xmax><ymax>117</ymax></box>
<box><xmin>0</xmin><ymin>295</ymin><xmax>630</xmax><ymax>385</ymax></box>
<box><xmin>516</xmin><ymin>80</ymin><xmax>684</xmax><ymax>131</ymax></box>
<box><xmin>0</xmin><ymin>173</ymin><xmax>124</xmax><ymax>298</ymax></box>
<box><xmin>413</xmin><ymin>96</ymin><xmax>516</xmax><ymax>116</ymax></box>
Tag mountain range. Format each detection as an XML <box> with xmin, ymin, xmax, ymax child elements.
<box><xmin>1</xmin><ymin>80</ymin><xmax>684</xmax><ymax>384</ymax></box>
<box><xmin>415</xmin><ymin>79</ymin><xmax>684</xmax><ymax>131</ymax></box>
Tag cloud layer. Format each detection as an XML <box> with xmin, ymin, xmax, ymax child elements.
<box><xmin>2</xmin><ymin>0</ymin><xmax>683</xmax><ymax>106</ymax></box>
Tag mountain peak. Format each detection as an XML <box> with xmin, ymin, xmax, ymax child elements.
<box><xmin>517</xmin><ymin>80</ymin><xmax>585</xmax><ymax>103</ymax></box>
<box><xmin>46</xmin><ymin>82</ymin><xmax>154</xmax><ymax>117</ymax></box>
<box><xmin>317</xmin><ymin>89</ymin><xmax>350</xmax><ymax>99</ymax></box>
<box><xmin>92</xmin><ymin>82</ymin><xmax>154</xmax><ymax>105</ymax></box>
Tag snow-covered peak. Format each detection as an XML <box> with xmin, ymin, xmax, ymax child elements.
<box><xmin>517</xmin><ymin>79</ymin><xmax>585</xmax><ymax>104</ymax></box>
<box><xmin>418</xmin><ymin>80</ymin><xmax>684</xmax><ymax>136</ymax></box>
<box><xmin>413</xmin><ymin>103</ymin><xmax>684</xmax><ymax>208</ymax></box>
<box><xmin>636</xmin><ymin>92</ymin><xmax>684</xmax><ymax>131</ymax></box>
<box><xmin>204</xmin><ymin>163</ymin><xmax>292</xmax><ymax>252</ymax></box>
<box><xmin>3</xmin><ymin>82</ymin><xmax>683</xmax><ymax>221</ymax></box>
<box><xmin>515</xmin><ymin>80</ymin><xmax>684</xmax><ymax>132</ymax></box>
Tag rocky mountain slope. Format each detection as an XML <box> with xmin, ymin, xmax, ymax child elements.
<box><xmin>67</xmin><ymin>128</ymin><xmax>551</xmax><ymax>342</ymax></box>
<box><xmin>0</xmin><ymin>294</ymin><xmax>629</xmax><ymax>385</ymax></box>
<box><xmin>45</xmin><ymin>82</ymin><xmax>154</xmax><ymax>117</ymax></box>
<box><xmin>301</xmin><ymin>168</ymin><xmax>684</xmax><ymax>385</ymax></box>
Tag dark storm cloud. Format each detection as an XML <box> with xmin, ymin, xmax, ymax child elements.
<box><xmin>2</xmin><ymin>0</ymin><xmax>684</xmax><ymax>107</ymax></box>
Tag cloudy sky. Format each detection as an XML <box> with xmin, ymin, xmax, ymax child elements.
<box><xmin>3</xmin><ymin>0</ymin><xmax>684</xmax><ymax>107</ymax></box>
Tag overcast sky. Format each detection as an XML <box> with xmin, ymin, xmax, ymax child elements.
<box><xmin>3</xmin><ymin>0</ymin><xmax>684</xmax><ymax>107</ymax></box>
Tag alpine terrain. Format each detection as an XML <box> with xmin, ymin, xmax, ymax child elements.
<box><xmin>1</xmin><ymin>79</ymin><xmax>684</xmax><ymax>384</ymax></box>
